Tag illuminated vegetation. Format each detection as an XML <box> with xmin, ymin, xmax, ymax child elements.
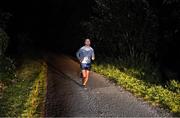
<box><xmin>0</xmin><ymin>58</ymin><xmax>47</xmax><ymax>117</ymax></box>
<box><xmin>92</xmin><ymin>62</ymin><xmax>180</xmax><ymax>114</ymax></box>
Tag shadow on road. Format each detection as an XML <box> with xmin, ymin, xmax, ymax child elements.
<box><xmin>47</xmin><ymin>61</ymin><xmax>82</xmax><ymax>88</ymax></box>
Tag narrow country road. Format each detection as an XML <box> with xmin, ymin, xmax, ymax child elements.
<box><xmin>44</xmin><ymin>53</ymin><xmax>171</xmax><ymax>117</ymax></box>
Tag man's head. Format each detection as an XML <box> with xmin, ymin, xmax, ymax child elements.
<box><xmin>84</xmin><ymin>38</ymin><xmax>91</xmax><ymax>46</ymax></box>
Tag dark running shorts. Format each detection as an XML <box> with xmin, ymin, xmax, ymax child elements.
<box><xmin>80</xmin><ymin>63</ymin><xmax>91</xmax><ymax>70</ymax></box>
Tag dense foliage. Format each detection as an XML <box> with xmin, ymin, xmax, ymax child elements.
<box><xmin>82</xmin><ymin>0</ymin><xmax>158</xmax><ymax>61</ymax></box>
<box><xmin>81</xmin><ymin>0</ymin><xmax>180</xmax><ymax>81</ymax></box>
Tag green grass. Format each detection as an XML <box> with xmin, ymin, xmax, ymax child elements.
<box><xmin>92</xmin><ymin>62</ymin><xmax>180</xmax><ymax>115</ymax></box>
<box><xmin>0</xmin><ymin>58</ymin><xmax>47</xmax><ymax>117</ymax></box>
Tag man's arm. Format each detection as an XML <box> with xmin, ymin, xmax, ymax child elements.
<box><xmin>76</xmin><ymin>49</ymin><xmax>80</xmax><ymax>60</ymax></box>
<box><xmin>76</xmin><ymin>48</ymin><xmax>83</xmax><ymax>62</ymax></box>
<box><xmin>92</xmin><ymin>49</ymin><xmax>95</xmax><ymax>60</ymax></box>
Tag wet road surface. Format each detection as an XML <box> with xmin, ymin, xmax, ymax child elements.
<box><xmin>44</xmin><ymin>54</ymin><xmax>171</xmax><ymax>117</ymax></box>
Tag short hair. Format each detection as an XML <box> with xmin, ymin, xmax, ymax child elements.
<box><xmin>85</xmin><ymin>38</ymin><xmax>90</xmax><ymax>41</ymax></box>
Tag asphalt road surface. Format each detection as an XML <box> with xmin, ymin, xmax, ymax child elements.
<box><xmin>44</xmin><ymin>54</ymin><xmax>171</xmax><ymax>117</ymax></box>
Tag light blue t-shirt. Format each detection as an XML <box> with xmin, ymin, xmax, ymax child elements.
<box><xmin>76</xmin><ymin>46</ymin><xmax>95</xmax><ymax>64</ymax></box>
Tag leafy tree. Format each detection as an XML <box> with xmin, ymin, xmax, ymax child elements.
<box><xmin>0</xmin><ymin>10</ymin><xmax>11</xmax><ymax>56</ymax></box>
<box><xmin>81</xmin><ymin>0</ymin><xmax>159</xmax><ymax>66</ymax></box>
<box><xmin>0</xmin><ymin>11</ymin><xmax>15</xmax><ymax>82</ymax></box>
<box><xmin>0</xmin><ymin>28</ymin><xmax>9</xmax><ymax>56</ymax></box>
<box><xmin>81</xmin><ymin>0</ymin><xmax>180</xmax><ymax>83</ymax></box>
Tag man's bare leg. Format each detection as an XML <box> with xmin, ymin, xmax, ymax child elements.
<box><xmin>82</xmin><ymin>70</ymin><xmax>86</xmax><ymax>85</ymax></box>
<box><xmin>83</xmin><ymin>70</ymin><xmax>90</xmax><ymax>86</ymax></box>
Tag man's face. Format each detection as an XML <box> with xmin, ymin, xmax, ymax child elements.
<box><xmin>85</xmin><ymin>39</ymin><xmax>91</xmax><ymax>46</ymax></box>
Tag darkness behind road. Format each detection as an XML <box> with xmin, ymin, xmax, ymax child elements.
<box><xmin>1</xmin><ymin>0</ymin><xmax>93</xmax><ymax>54</ymax></box>
<box><xmin>1</xmin><ymin>0</ymin><xmax>179</xmax><ymax>76</ymax></box>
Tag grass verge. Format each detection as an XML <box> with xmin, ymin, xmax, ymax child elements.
<box><xmin>92</xmin><ymin>63</ymin><xmax>180</xmax><ymax>115</ymax></box>
<box><xmin>0</xmin><ymin>57</ymin><xmax>47</xmax><ymax>117</ymax></box>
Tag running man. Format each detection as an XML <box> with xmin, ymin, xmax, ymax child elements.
<box><xmin>76</xmin><ymin>38</ymin><xmax>95</xmax><ymax>88</ymax></box>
